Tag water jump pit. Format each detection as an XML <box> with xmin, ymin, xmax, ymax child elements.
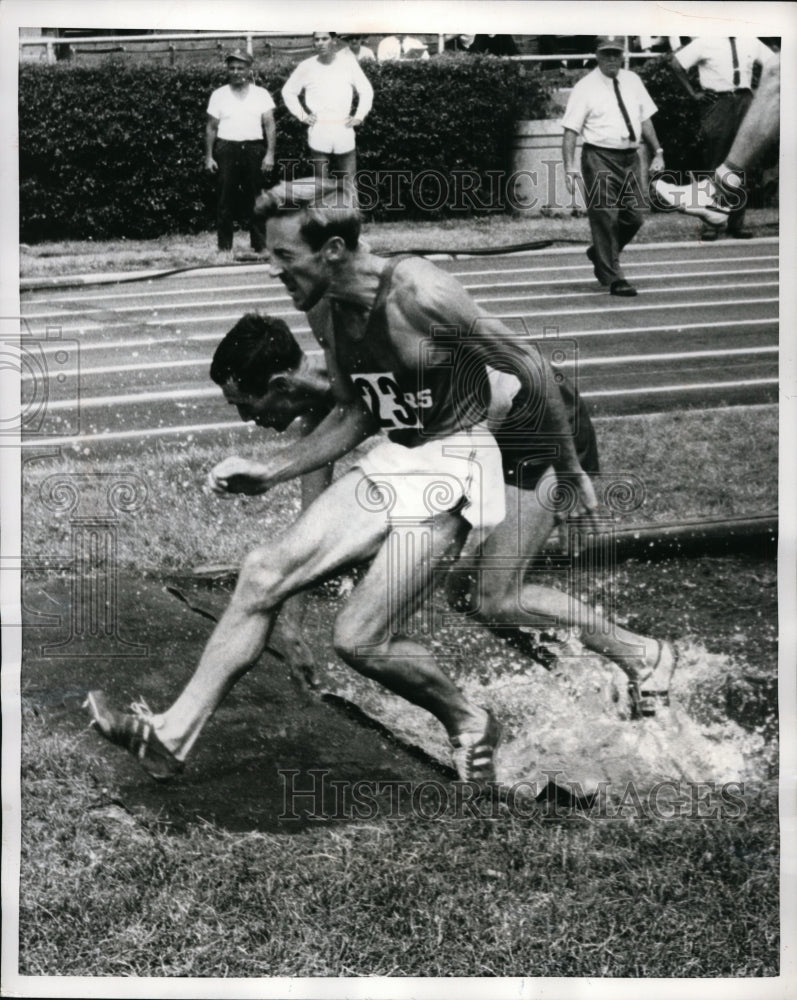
<box><xmin>20</xmin><ymin>558</ymin><xmax>776</xmax><ymax>829</ymax></box>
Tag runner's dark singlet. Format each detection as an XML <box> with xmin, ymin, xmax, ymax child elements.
<box><xmin>327</xmin><ymin>255</ymin><xmax>599</xmax><ymax>482</ymax></box>
<box><xmin>328</xmin><ymin>256</ymin><xmax>490</xmax><ymax>448</ymax></box>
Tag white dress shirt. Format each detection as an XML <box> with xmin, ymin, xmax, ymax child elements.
<box><xmin>562</xmin><ymin>67</ymin><xmax>657</xmax><ymax>150</ymax></box>
<box><xmin>675</xmin><ymin>36</ymin><xmax>776</xmax><ymax>92</ymax></box>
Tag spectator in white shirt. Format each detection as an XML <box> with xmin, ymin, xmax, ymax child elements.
<box><xmin>205</xmin><ymin>49</ymin><xmax>276</xmax><ymax>254</ymax></box>
<box><xmin>562</xmin><ymin>36</ymin><xmax>664</xmax><ymax>297</ymax></box>
<box><xmin>345</xmin><ymin>34</ymin><xmax>376</xmax><ymax>63</ymax></box>
<box><xmin>668</xmin><ymin>36</ymin><xmax>777</xmax><ymax>239</ymax></box>
<box><xmin>378</xmin><ymin>35</ymin><xmax>430</xmax><ymax>61</ymax></box>
<box><xmin>282</xmin><ymin>31</ymin><xmax>374</xmax><ymax>185</ymax></box>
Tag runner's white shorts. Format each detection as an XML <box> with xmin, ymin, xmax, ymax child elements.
<box><xmin>350</xmin><ymin>425</ymin><xmax>506</xmax><ymax>533</ymax></box>
<box><xmin>307</xmin><ymin>120</ymin><xmax>356</xmax><ymax>155</ymax></box>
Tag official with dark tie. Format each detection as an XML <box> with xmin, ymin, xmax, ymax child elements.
<box><xmin>562</xmin><ymin>36</ymin><xmax>665</xmax><ymax>297</ymax></box>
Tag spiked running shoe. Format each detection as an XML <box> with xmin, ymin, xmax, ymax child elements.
<box><xmin>628</xmin><ymin>640</ymin><xmax>677</xmax><ymax>720</ymax></box>
<box><xmin>652</xmin><ymin>177</ymin><xmax>730</xmax><ymax>228</ymax></box>
<box><xmin>450</xmin><ymin>708</ymin><xmax>502</xmax><ymax>785</ymax></box>
<box><xmin>84</xmin><ymin>690</ymin><xmax>184</xmax><ymax>781</ymax></box>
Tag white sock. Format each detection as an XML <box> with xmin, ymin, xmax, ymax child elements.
<box><xmin>716</xmin><ymin>163</ymin><xmax>744</xmax><ymax>190</ymax></box>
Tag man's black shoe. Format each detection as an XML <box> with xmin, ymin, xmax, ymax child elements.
<box><xmin>729</xmin><ymin>229</ymin><xmax>754</xmax><ymax>239</ymax></box>
<box><xmin>610</xmin><ymin>279</ymin><xmax>637</xmax><ymax>297</ymax></box>
<box><xmin>700</xmin><ymin>229</ymin><xmax>719</xmax><ymax>242</ymax></box>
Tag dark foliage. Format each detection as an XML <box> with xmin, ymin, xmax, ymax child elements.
<box><xmin>19</xmin><ymin>58</ymin><xmax>552</xmax><ymax>240</ymax></box>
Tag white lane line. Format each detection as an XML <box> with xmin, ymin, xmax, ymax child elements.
<box><xmin>477</xmin><ymin>281</ymin><xmax>778</xmax><ymax>304</ymax></box>
<box><xmin>563</xmin><ymin>345</ymin><xmax>778</xmax><ymax>367</ymax></box>
<box><xmin>29</xmin><ymin>315</ymin><xmax>778</xmax><ymax>358</ymax></box>
<box><xmin>45</xmin><ymin>386</ymin><xmax>220</xmax><ymax>411</ymax></box>
<box><xmin>25</xmin><ymin>343</ymin><xmax>778</xmax><ymax>384</ymax></box>
<box><xmin>22</xmin><ymin>292</ymin><xmax>780</xmax><ymax>335</ymax></box>
<box><xmin>587</xmin><ymin>377</ymin><xmax>777</xmax><ymax>398</ymax></box>
<box><xmin>22</xmin><ymin>377</ymin><xmax>779</xmax><ymax>448</ymax></box>
<box><xmin>18</xmin><ymin>236</ymin><xmax>780</xmax><ymax>294</ymax></box>
<box><xmin>23</xmin><ymin>265</ymin><xmax>780</xmax><ymax>318</ymax></box>
<box><xmin>23</xmin><ymin>257</ymin><xmax>780</xmax><ymax>307</ymax></box>
<box><xmin>460</xmin><ymin>267</ymin><xmax>778</xmax><ymax>292</ymax></box>
<box><xmin>23</xmin><ymin>420</ymin><xmax>255</xmax><ymax>448</ymax></box>
<box><xmin>500</xmin><ymin>296</ymin><xmax>779</xmax><ymax>319</ymax></box>
<box><xmin>450</xmin><ymin>254</ymin><xmax>779</xmax><ymax>276</ymax></box>
<box><xmin>21</xmin><ymin>356</ymin><xmax>212</xmax><ymax>380</ymax></box>
<box><xmin>35</xmin><ymin>347</ymin><xmax>779</xmax><ymax>409</ymax></box>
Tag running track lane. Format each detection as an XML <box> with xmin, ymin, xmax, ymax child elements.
<box><xmin>17</xmin><ymin>238</ymin><xmax>778</xmax><ymax>451</ymax></box>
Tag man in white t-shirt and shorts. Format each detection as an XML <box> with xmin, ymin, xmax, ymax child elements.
<box><xmin>282</xmin><ymin>32</ymin><xmax>373</xmax><ymax>185</ymax></box>
<box><xmin>205</xmin><ymin>49</ymin><xmax>277</xmax><ymax>254</ymax></box>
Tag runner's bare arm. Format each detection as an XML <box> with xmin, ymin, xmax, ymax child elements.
<box><xmin>388</xmin><ymin>261</ymin><xmax>599</xmax><ymax>521</ymax></box>
<box><xmin>208</xmin><ymin>309</ymin><xmax>376</xmax><ymax>496</ymax></box>
<box><xmin>294</xmin><ymin>411</ymin><xmax>335</xmax><ymax>509</ymax></box>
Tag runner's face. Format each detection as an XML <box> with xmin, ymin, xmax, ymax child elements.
<box><xmin>596</xmin><ymin>50</ymin><xmax>623</xmax><ymax>78</ymax></box>
<box><xmin>266</xmin><ymin>214</ymin><xmax>331</xmax><ymax>312</ymax></box>
<box><xmin>222</xmin><ymin>377</ymin><xmax>315</xmax><ymax>432</ymax></box>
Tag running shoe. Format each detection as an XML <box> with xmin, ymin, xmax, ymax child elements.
<box><xmin>84</xmin><ymin>690</ymin><xmax>184</xmax><ymax>781</ymax></box>
<box><xmin>627</xmin><ymin>640</ymin><xmax>677</xmax><ymax>720</ymax></box>
<box><xmin>450</xmin><ymin>708</ymin><xmax>502</xmax><ymax>785</ymax></box>
<box><xmin>652</xmin><ymin>177</ymin><xmax>730</xmax><ymax>227</ymax></box>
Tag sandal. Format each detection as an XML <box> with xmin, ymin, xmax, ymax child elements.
<box><xmin>628</xmin><ymin>640</ymin><xmax>676</xmax><ymax>720</ymax></box>
<box><xmin>84</xmin><ymin>690</ymin><xmax>184</xmax><ymax>781</ymax></box>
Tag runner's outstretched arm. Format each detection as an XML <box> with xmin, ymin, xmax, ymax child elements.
<box><xmin>209</xmin><ymin>315</ymin><xmax>377</xmax><ymax>495</ymax></box>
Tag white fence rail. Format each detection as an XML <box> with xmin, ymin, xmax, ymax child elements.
<box><xmin>19</xmin><ymin>31</ymin><xmax>660</xmax><ymax>67</ymax></box>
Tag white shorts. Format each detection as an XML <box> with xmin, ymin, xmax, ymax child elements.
<box><xmin>350</xmin><ymin>425</ymin><xmax>506</xmax><ymax>533</ymax></box>
<box><xmin>307</xmin><ymin>120</ymin><xmax>356</xmax><ymax>155</ymax></box>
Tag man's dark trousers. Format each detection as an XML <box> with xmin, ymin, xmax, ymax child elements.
<box><xmin>214</xmin><ymin>138</ymin><xmax>267</xmax><ymax>252</ymax></box>
<box><xmin>580</xmin><ymin>143</ymin><xmax>645</xmax><ymax>286</ymax></box>
<box><xmin>698</xmin><ymin>90</ymin><xmax>753</xmax><ymax>234</ymax></box>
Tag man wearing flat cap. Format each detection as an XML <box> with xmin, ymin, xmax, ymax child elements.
<box><xmin>562</xmin><ymin>36</ymin><xmax>665</xmax><ymax>296</ymax></box>
<box><xmin>205</xmin><ymin>49</ymin><xmax>277</xmax><ymax>255</ymax></box>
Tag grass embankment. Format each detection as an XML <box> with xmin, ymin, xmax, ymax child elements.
<box><xmin>19</xmin><ymin>707</ymin><xmax>778</xmax><ymax>978</ymax></box>
<box><xmin>22</xmin><ymin>406</ymin><xmax>778</xmax><ymax>573</ymax></box>
<box><xmin>19</xmin><ymin>208</ymin><xmax>780</xmax><ymax>277</ymax></box>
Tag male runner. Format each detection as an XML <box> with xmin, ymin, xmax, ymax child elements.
<box><xmin>207</xmin><ymin>311</ymin><xmax>675</xmax><ymax>716</ymax></box>
<box><xmin>85</xmin><ymin>180</ymin><xmax>636</xmax><ymax>787</ymax></box>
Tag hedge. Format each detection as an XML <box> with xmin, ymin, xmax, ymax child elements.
<box><xmin>19</xmin><ymin>57</ymin><xmax>551</xmax><ymax>241</ymax></box>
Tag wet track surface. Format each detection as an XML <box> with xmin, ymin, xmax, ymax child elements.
<box><xmin>20</xmin><ymin>238</ymin><xmax>778</xmax><ymax>452</ymax></box>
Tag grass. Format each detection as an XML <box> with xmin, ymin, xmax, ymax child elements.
<box><xmin>18</xmin><ymin>707</ymin><xmax>779</xmax><ymax>978</ymax></box>
<box><xmin>19</xmin><ymin>208</ymin><xmax>780</xmax><ymax>277</ymax></box>
<box><xmin>21</xmin><ymin>405</ymin><xmax>778</xmax><ymax>573</ymax></box>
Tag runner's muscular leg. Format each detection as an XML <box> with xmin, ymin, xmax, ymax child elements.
<box><xmin>467</xmin><ymin>482</ymin><xmax>660</xmax><ymax>678</ymax></box>
<box><xmin>154</xmin><ymin>471</ymin><xmax>391</xmax><ymax>758</ymax></box>
<box><xmin>331</xmin><ymin>513</ymin><xmax>485</xmax><ymax>736</ymax></box>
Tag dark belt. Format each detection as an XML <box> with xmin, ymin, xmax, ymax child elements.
<box><xmin>583</xmin><ymin>143</ymin><xmax>638</xmax><ymax>155</ymax></box>
<box><xmin>701</xmin><ymin>88</ymin><xmax>752</xmax><ymax>103</ymax></box>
